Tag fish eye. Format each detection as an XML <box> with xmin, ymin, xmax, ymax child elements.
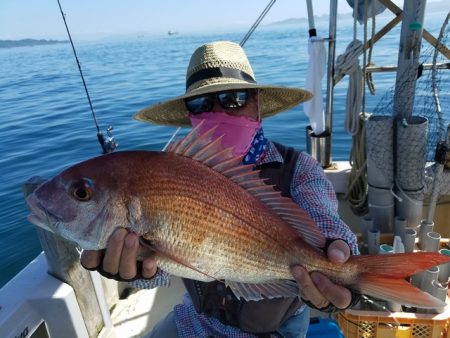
<box><xmin>70</xmin><ymin>179</ymin><xmax>93</xmax><ymax>201</ymax></box>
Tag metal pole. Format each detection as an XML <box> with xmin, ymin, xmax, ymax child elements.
<box><xmin>392</xmin><ymin>0</ymin><xmax>427</xmax><ymax>118</ymax></box>
<box><xmin>306</xmin><ymin>0</ymin><xmax>316</xmax><ymax>37</ymax></box>
<box><xmin>325</xmin><ymin>0</ymin><xmax>337</xmax><ymax>133</ymax></box>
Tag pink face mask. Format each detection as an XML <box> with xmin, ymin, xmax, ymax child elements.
<box><xmin>189</xmin><ymin>112</ymin><xmax>261</xmax><ymax>156</ymax></box>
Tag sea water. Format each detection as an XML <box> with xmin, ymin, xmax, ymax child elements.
<box><xmin>0</xmin><ymin>12</ymin><xmax>447</xmax><ymax>287</ymax></box>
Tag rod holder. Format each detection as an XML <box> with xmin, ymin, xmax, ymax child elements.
<box><xmin>360</xmin><ymin>214</ymin><xmax>373</xmax><ymax>249</ymax></box>
<box><xmin>394</xmin><ymin>216</ymin><xmax>407</xmax><ymax>238</ymax></box>
<box><xmin>366</xmin><ymin>115</ymin><xmax>394</xmax><ymax>188</ymax></box>
<box><xmin>368</xmin><ymin>185</ymin><xmax>394</xmax><ymax>232</ymax></box>
<box><xmin>367</xmin><ymin>229</ymin><xmax>380</xmax><ymax>255</ymax></box>
<box><xmin>396</xmin><ymin>188</ymin><xmax>424</xmax><ymax>228</ymax></box>
<box><xmin>438</xmin><ymin>248</ymin><xmax>450</xmax><ymax>284</ymax></box>
<box><xmin>426</xmin><ymin>280</ymin><xmax>448</xmax><ymax>314</ymax></box>
<box><xmin>421</xmin><ymin>231</ymin><xmax>441</xmax><ymax>252</ymax></box>
<box><xmin>306</xmin><ymin>126</ymin><xmax>331</xmax><ymax>168</ymax></box>
<box><xmin>403</xmin><ymin>228</ymin><xmax>417</xmax><ymax>253</ymax></box>
<box><xmin>418</xmin><ymin>220</ymin><xmax>434</xmax><ymax>248</ymax></box>
<box><xmin>396</xmin><ymin>116</ymin><xmax>428</xmax><ymax>191</ymax></box>
<box><xmin>411</xmin><ymin>266</ymin><xmax>439</xmax><ymax>295</ymax></box>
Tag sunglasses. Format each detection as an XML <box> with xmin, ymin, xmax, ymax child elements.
<box><xmin>184</xmin><ymin>90</ymin><xmax>254</xmax><ymax>115</ymax></box>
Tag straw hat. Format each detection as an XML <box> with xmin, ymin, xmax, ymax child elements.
<box><xmin>134</xmin><ymin>41</ymin><xmax>312</xmax><ymax>126</ymax></box>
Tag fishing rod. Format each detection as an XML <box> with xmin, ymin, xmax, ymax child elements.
<box><xmin>240</xmin><ymin>0</ymin><xmax>277</xmax><ymax>46</ymax></box>
<box><xmin>56</xmin><ymin>0</ymin><xmax>117</xmax><ymax>154</ymax></box>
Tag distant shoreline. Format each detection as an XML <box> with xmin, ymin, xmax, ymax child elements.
<box><xmin>268</xmin><ymin>0</ymin><xmax>447</xmax><ymax>27</ymax></box>
<box><xmin>0</xmin><ymin>39</ymin><xmax>69</xmax><ymax>49</ymax></box>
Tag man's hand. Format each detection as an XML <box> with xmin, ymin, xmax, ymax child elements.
<box><xmin>80</xmin><ymin>228</ymin><xmax>158</xmax><ymax>280</ymax></box>
<box><xmin>290</xmin><ymin>239</ymin><xmax>352</xmax><ymax>310</ymax></box>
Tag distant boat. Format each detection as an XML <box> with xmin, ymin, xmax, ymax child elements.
<box><xmin>167</xmin><ymin>30</ymin><xmax>179</xmax><ymax>36</ymax></box>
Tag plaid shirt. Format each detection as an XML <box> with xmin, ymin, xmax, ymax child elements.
<box><xmin>131</xmin><ymin>141</ymin><xmax>358</xmax><ymax>336</ymax></box>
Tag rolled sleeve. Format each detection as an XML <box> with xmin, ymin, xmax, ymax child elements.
<box><xmin>129</xmin><ymin>269</ymin><xmax>171</xmax><ymax>289</ymax></box>
<box><xmin>290</xmin><ymin>152</ymin><xmax>359</xmax><ymax>255</ymax></box>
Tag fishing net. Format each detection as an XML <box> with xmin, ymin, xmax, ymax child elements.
<box><xmin>415</xmin><ymin>14</ymin><xmax>449</xmax><ymax>165</ymax></box>
<box><xmin>362</xmin><ymin>13</ymin><xmax>450</xmax><ymax>218</ymax></box>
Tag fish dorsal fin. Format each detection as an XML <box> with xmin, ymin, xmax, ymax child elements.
<box><xmin>167</xmin><ymin>123</ymin><xmax>326</xmax><ymax>248</ymax></box>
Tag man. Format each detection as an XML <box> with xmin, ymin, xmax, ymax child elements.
<box><xmin>81</xmin><ymin>41</ymin><xmax>359</xmax><ymax>337</ymax></box>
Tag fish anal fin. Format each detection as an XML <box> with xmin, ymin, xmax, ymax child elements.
<box><xmin>226</xmin><ymin>280</ymin><xmax>299</xmax><ymax>302</ymax></box>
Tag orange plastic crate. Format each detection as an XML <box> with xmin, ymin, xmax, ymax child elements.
<box><xmin>336</xmin><ymin>306</ymin><xmax>450</xmax><ymax>338</ymax></box>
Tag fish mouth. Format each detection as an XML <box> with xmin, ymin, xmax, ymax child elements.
<box><xmin>26</xmin><ymin>194</ymin><xmax>63</xmax><ymax>232</ymax></box>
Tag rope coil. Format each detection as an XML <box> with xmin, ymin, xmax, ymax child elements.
<box><xmin>335</xmin><ymin>40</ymin><xmax>364</xmax><ymax>136</ymax></box>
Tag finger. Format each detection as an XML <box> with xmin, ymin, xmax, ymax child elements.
<box><xmin>80</xmin><ymin>250</ymin><xmax>103</xmax><ymax>270</ymax></box>
<box><xmin>119</xmin><ymin>232</ymin><xmax>140</xmax><ymax>279</ymax></box>
<box><xmin>310</xmin><ymin>272</ymin><xmax>352</xmax><ymax>309</ymax></box>
<box><xmin>327</xmin><ymin>239</ymin><xmax>350</xmax><ymax>264</ymax></box>
<box><xmin>103</xmin><ymin>228</ymin><xmax>127</xmax><ymax>274</ymax></box>
<box><xmin>291</xmin><ymin>266</ymin><xmax>330</xmax><ymax>309</ymax></box>
<box><xmin>142</xmin><ymin>256</ymin><xmax>158</xmax><ymax>279</ymax></box>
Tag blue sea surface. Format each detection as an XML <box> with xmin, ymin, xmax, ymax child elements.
<box><xmin>0</xmin><ymin>12</ymin><xmax>448</xmax><ymax>287</ymax></box>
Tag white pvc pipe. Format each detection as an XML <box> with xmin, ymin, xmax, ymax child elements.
<box><xmin>396</xmin><ymin>188</ymin><xmax>424</xmax><ymax>228</ymax></box>
<box><xmin>421</xmin><ymin>231</ymin><xmax>441</xmax><ymax>252</ymax></box>
<box><xmin>422</xmin><ymin>279</ymin><xmax>447</xmax><ymax>314</ymax></box>
<box><xmin>438</xmin><ymin>248</ymin><xmax>450</xmax><ymax>284</ymax></box>
<box><xmin>418</xmin><ymin>220</ymin><xmax>434</xmax><ymax>248</ymax></box>
<box><xmin>403</xmin><ymin>227</ymin><xmax>417</xmax><ymax>253</ymax></box>
<box><xmin>367</xmin><ymin>229</ymin><xmax>380</xmax><ymax>255</ymax></box>
<box><xmin>366</xmin><ymin>116</ymin><xmax>394</xmax><ymax>188</ymax></box>
<box><xmin>360</xmin><ymin>214</ymin><xmax>373</xmax><ymax>247</ymax></box>
<box><xmin>394</xmin><ymin>216</ymin><xmax>407</xmax><ymax>238</ymax></box>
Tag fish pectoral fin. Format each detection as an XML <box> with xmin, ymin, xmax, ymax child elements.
<box><xmin>127</xmin><ymin>197</ymin><xmax>142</xmax><ymax>225</ymax></box>
<box><xmin>225</xmin><ymin>280</ymin><xmax>299</xmax><ymax>302</ymax></box>
<box><xmin>139</xmin><ymin>237</ymin><xmax>219</xmax><ymax>282</ymax></box>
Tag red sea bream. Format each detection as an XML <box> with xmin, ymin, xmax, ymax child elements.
<box><xmin>26</xmin><ymin>126</ymin><xmax>450</xmax><ymax>308</ymax></box>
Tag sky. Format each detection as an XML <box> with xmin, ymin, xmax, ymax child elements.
<box><xmin>1</xmin><ymin>0</ymin><xmax>442</xmax><ymax>41</ymax></box>
<box><xmin>0</xmin><ymin>0</ymin><xmax>359</xmax><ymax>40</ymax></box>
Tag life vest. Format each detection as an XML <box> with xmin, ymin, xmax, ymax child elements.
<box><xmin>183</xmin><ymin>142</ymin><xmax>303</xmax><ymax>335</ymax></box>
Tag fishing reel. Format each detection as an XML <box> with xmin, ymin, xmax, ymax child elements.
<box><xmin>98</xmin><ymin>125</ymin><xmax>118</xmax><ymax>154</ymax></box>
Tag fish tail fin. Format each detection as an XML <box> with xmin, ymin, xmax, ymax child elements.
<box><xmin>356</xmin><ymin>275</ymin><xmax>444</xmax><ymax>309</ymax></box>
<box><xmin>350</xmin><ymin>252</ymin><xmax>450</xmax><ymax>308</ymax></box>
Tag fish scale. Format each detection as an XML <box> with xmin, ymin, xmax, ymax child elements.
<box><xmin>144</xmin><ymin>189</ymin><xmax>295</xmax><ymax>281</ymax></box>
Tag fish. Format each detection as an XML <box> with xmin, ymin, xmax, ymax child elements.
<box><xmin>26</xmin><ymin>125</ymin><xmax>450</xmax><ymax>309</ymax></box>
